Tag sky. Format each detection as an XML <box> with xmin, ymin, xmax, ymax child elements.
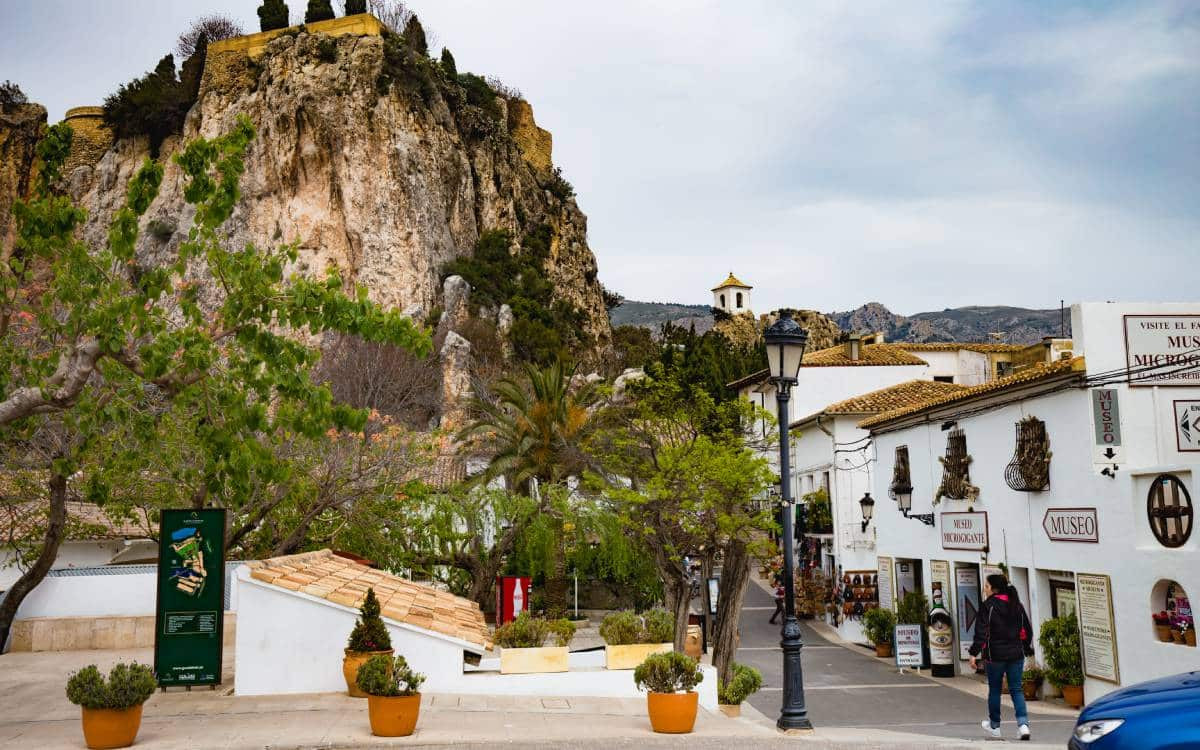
<box><xmin>2</xmin><ymin>1</ymin><xmax>1197</xmax><ymax>315</ymax></box>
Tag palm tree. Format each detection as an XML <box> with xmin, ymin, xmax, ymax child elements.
<box><xmin>461</xmin><ymin>360</ymin><xmax>601</xmax><ymax>617</ymax></box>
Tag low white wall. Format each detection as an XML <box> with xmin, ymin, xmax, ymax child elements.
<box><xmin>10</xmin><ymin>564</ymin><xmax>241</xmax><ymax>620</ymax></box>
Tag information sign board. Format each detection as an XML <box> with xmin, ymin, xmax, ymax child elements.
<box><xmin>154</xmin><ymin>508</ymin><xmax>226</xmax><ymax>687</ymax></box>
<box><xmin>941</xmin><ymin>511</ymin><xmax>989</xmax><ymax>552</ymax></box>
<box><xmin>1174</xmin><ymin>400</ymin><xmax>1200</xmax><ymax>452</ymax></box>
<box><xmin>1123</xmin><ymin>315</ymin><xmax>1200</xmax><ymax>386</ymax></box>
<box><xmin>894</xmin><ymin>624</ymin><xmax>923</xmax><ymax>668</ymax></box>
<box><xmin>1091</xmin><ymin>389</ymin><xmax>1124</xmax><ymax>466</ymax></box>
<box><xmin>1077</xmin><ymin>573</ymin><xmax>1120</xmax><ymax>684</ymax></box>
<box><xmin>877</xmin><ymin>556</ymin><xmax>894</xmax><ymax>611</ymax></box>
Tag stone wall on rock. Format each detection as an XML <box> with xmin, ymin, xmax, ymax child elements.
<box><xmin>0</xmin><ymin>103</ymin><xmax>46</xmax><ymax>258</ymax></box>
<box><xmin>61</xmin><ymin>107</ymin><xmax>113</xmax><ymax>174</ymax></box>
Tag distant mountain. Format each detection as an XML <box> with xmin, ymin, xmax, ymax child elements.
<box><xmin>610</xmin><ymin>300</ymin><xmax>1070</xmax><ymax>346</ymax></box>
<box><xmin>828</xmin><ymin>303</ymin><xmax>1070</xmax><ymax>345</ymax></box>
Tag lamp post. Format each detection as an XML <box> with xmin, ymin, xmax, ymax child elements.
<box><xmin>763</xmin><ymin>310</ymin><xmax>812</xmax><ymax>732</ymax></box>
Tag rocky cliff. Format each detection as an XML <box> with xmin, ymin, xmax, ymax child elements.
<box><xmin>58</xmin><ymin>27</ymin><xmax>610</xmax><ymax>355</ymax></box>
<box><xmin>828</xmin><ymin>303</ymin><xmax>1069</xmax><ymax>344</ymax></box>
<box><xmin>0</xmin><ymin>103</ymin><xmax>46</xmax><ymax>259</ymax></box>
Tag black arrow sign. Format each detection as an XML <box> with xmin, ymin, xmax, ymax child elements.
<box><xmin>1103</xmin><ymin>447</ymin><xmax>1116</xmax><ymax>459</ymax></box>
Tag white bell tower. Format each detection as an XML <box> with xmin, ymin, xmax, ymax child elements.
<box><xmin>711</xmin><ymin>272</ymin><xmax>752</xmax><ymax>315</ymax></box>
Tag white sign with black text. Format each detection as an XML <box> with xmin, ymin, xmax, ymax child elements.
<box><xmin>894</xmin><ymin>624</ymin><xmax>923</xmax><ymax>669</ymax></box>
<box><xmin>1043</xmin><ymin>508</ymin><xmax>1100</xmax><ymax>543</ymax></box>
<box><xmin>1123</xmin><ymin>315</ymin><xmax>1200</xmax><ymax>386</ymax></box>
<box><xmin>941</xmin><ymin>511</ymin><xmax>989</xmax><ymax>552</ymax></box>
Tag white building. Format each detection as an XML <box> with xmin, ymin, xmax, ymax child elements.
<box><xmin>712</xmin><ymin>273</ymin><xmax>752</xmax><ymax>316</ymax></box>
<box><xmin>863</xmin><ymin>302</ymin><xmax>1199</xmax><ymax>702</ymax></box>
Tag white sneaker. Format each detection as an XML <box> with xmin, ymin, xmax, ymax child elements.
<box><xmin>1019</xmin><ymin>724</ymin><xmax>1031</xmax><ymax>741</ymax></box>
<box><xmin>981</xmin><ymin>719</ymin><xmax>1001</xmax><ymax>738</ymax></box>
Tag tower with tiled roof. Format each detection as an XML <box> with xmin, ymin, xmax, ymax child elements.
<box><xmin>711</xmin><ymin>271</ymin><xmax>752</xmax><ymax>315</ymax></box>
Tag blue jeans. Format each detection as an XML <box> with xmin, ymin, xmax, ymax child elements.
<box><xmin>984</xmin><ymin>659</ymin><xmax>1028</xmax><ymax>728</ymax></box>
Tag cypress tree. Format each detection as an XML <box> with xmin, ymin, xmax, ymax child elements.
<box><xmin>344</xmin><ymin>0</ymin><xmax>366</xmax><ymax>14</ymax></box>
<box><xmin>402</xmin><ymin>15</ymin><xmax>428</xmax><ymax>56</ymax></box>
<box><xmin>305</xmin><ymin>0</ymin><xmax>335</xmax><ymax>23</ymax></box>
<box><xmin>440</xmin><ymin>47</ymin><xmax>457</xmax><ymax>77</ymax></box>
<box><xmin>257</xmin><ymin>0</ymin><xmax>290</xmax><ymax>32</ymax></box>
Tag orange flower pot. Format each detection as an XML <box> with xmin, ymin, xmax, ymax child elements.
<box><xmin>344</xmin><ymin>649</ymin><xmax>393</xmax><ymax>698</ymax></box>
<box><xmin>1061</xmin><ymin>684</ymin><xmax>1084</xmax><ymax>708</ymax></box>
<box><xmin>80</xmin><ymin>705</ymin><xmax>143</xmax><ymax>750</ymax></box>
<box><xmin>875</xmin><ymin>643</ymin><xmax>893</xmax><ymax>658</ymax></box>
<box><xmin>646</xmin><ymin>691</ymin><xmax>699</xmax><ymax>734</ymax></box>
<box><xmin>366</xmin><ymin>693</ymin><xmax>421</xmax><ymax>737</ymax></box>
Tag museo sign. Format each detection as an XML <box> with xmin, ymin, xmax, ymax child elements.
<box><xmin>941</xmin><ymin>511</ymin><xmax>988</xmax><ymax>552</ymax></box>
<box><xmin>1090</xmin><ymin>389</ymin><xmax>1123</xmax><ymax>466</ymax></box>
<box><xmin>1123</xmin><ymin>315</ymin><xmax>1200</xmax><ymax>386</ymax></box>
<box><xmin>1043</xmin><ymin>508</ymin><xmax>1099</xmax><ymax>543</ymax></box>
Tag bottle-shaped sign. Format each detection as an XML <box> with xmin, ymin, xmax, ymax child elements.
<box><xmin>513</xmin><ymin>580</ymin><xmax>525</xmax><ymax>616</ymax></box>
<box><xmin>929</xmin><ymin>581</ymin><xmax>955</xmax><ymax>677</ymax></box>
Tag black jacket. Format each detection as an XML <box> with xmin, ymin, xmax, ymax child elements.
<box><xmin>969</xmin><ymin>594</ymin><xmax>1034</xmax><ymax>662</ymax></box>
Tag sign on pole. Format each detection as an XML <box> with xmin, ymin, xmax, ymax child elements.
<box><xmin>154</xmin><ymin>508</ymin><xmax>226</xmax><ymax>687</ymax></box>
<box><xmin>894</xmin><ymin>624</ymin><xmax>922</xmax><ymax>669</ymax></box>
<box><xmin>1042</xmin><ymin>508</ymin><xmax>1100</xmax><ymax>543</ymax></box>
<box><xmin>1174</xmin><ymin>400</ymin><xmax>1200</xmax><ymax>452</ymax></box>
<box><xmin>1091</xmin><ymin>389</ymin><xmax>1123</xmax><ymax>467</ymax></box>
<box><xmin>1077</xmin><ymin>573</ymin><xmax>1120</xmax><ymax>684</ymax></box>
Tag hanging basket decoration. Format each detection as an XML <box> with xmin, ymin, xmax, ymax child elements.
<box><xmin>888</xmin><ymin>445</ymin><xmax>913</xmax><ymax>500</ymax></box>
<box><xmin>935</xmin><ymin>428</ymin><xmax>978</xmax><ymax>505</ymax></box>
<box><xmin>1004</xmin><ymin>416</ymin><xmax>1052</xmax><ymax>492</ymax></box>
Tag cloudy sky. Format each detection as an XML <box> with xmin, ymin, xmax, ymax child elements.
<box><xmin>2</xmin><ymin>1</ymin><xmax>1197</xmax><ymax>314</ymax></box>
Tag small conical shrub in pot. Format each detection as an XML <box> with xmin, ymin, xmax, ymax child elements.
<box><xmin>356</xmin><ymin>654</ymin><xmax>426</xmax><ymax>737</ymax></box>
<box><xmin>344</xmin><ymin>588</ymin><xmax>393</xmax><ymax>697</ymax></box>
<box><xmin>634</xmin><ymin>651</ymin><xmax>704</xmax><ymax>734</ymax></box>
<box><xmin>66</xmin><ymin>662</ymin><xmax>157</xmax><ymax>749</ymax></box>
<box><xmin>717</xmin><ymin>662</ymin><xmax>763</xmax><ymax>717</ymax></box>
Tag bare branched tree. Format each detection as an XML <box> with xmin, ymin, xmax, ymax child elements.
<box><xmin>367</xmin><ymin>0</ymin><xmax>412</xmax><ymax>32</ymax></box>
<box><xmin>315</xmin><ymin>332</ymin><xmax>441</xmax><ymax>429</ymax></box>
<box><xmin>176</xmin><ymin>15</ymin><xmax>245</xmax><ymax>59</ymax></box>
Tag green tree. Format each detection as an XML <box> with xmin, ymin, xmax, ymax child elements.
<box><xmin>402</xmin><ymin>15</ymin><xmax>428</xmax><ymax>56</ymax></box>
<box><xmin>344</xmin><ymin>0</ymin><xmax>367</xmax><ymax>14</ymax></box>
<box><xmin>0</xmin><ymin>116</ymin><xmax>428</xmax><ymax>646</ymax></box>
<box><xmin>305</xmin><ymin>0</ymin><xmax>335</xmax><ymax>23</ymax></box>
<box><xmin>439</xmin><ymin>47</ymin><xmax>457</xmax><ymax>77</ymax></box>
<box><xmin>102</xmin><ymin>54</ymin><xmax>190</xmax><ymax>159</ymax></box>
<box><xmin>461</xmin><ymin>361</ymin><xmax>602</xmax><ymax>617</ymax></box>
<box><xmin>257</xmin><ymin>0</ymin><xmax>290</xmax><ymax>32</ymax></box>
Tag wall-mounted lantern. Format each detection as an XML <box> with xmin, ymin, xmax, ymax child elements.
<box><xmin>859</xmin><ymin>492</ymin><xmax>875</xmax><ymax>533</ymax></box>
<box><xmin>890</xmin><ymin>445</ymin><xmax>934</xmax><ymax>526</ymax></box>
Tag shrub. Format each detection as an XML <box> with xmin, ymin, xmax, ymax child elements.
<box><xmin>0</xmin><ymin>80</ymin><xmax>28</xmax><ymax>112</ymax></box>
<box><xmin>305</xmin><ymin>0</ymin><xmax>335</xmax><ymax>23</ymax></box>
<box><xmin>344</xmin><ymin>0</ymin><xmax>367</xmax><ymax>13</ymax></box>
<box><xmin>896</xmin><ymin>591</ymin><xmax>929</xmax><ymax>626</ymax></box>
<box><xmin>66</xmin><ymin>663</ymin><xmax>157</xmax><ymax>710</ymax></box>
<box><xmin>103</xmin><ymin>49</ymin><xmax>207</xmax><ymax>159</ymax></box>
<box><xmin>545</xmin><ymin>166</ymin><xmax>575</xmax><ymax>201</ymax></box>
<box><xmin>494</xmin><ymin>611</ymin><xmax>574</xmax><ymax>648</ymax></box>
<box><xmin>634</xmin><ymin>651</ymin><xmax>703</xmax><ymax>694</ymax></box>
<box><xmin>1039</xmin><ymin>615</ymin><xmax>1083</xmax><ymax>687</ymax></box>
<box><xmin>718</xmin><ymin>663</ymin><xmax>762</xmax><ymax>705</ymax></box>
<box><xmin>316</xmin><ymin>37</ymin><xmax>339</xmax><ymax>63</ymax></box>
<box><xmin>439</xmin><ymin>47</ymin><xmax>457</xmax><ymax>77</ymax></box>
<box><xmin>1023</xmin><ymin>664</ymin><xmax>1045</xmax><ymax>684</ymax></box>
<box><xmin>177</xmin><ymin>14</ymin><xmax>243</xmax><ymax>58</ymax></box>
<box><xmin>355</xmin><ymin>653</ymin><xmax>425</xmax><ymax>697</ymax></box>
<box><xmin>642</xmin><ymin>608</ymin><xmax>675</xmax><ymax>643</ymax></box>
<box><xmin>147</xmin><ymin>219</ymin><xmax>176</xmax><ymax>241</ymax></box>
<box><xmin>258</xmin><ymin>0</ymin><xmax>290</xmax><ymax>32</ymax></box>
<box><xmin>862</xmin><ymin>607</ymin><xmax>896</xmax><ymax>646</ymax></box>
<box><xmin>402</xmin><ymin>16</ymin><xmax>428</xmax><ymax>56</ymax></box>
<box><xmin>347</xmin><ymin>588</ymin><xmax>393</xmax><ymax>652</ymax></box>
<box><xmin>599</xmin><ymin>611</ymin><xmax>641</xmax><ymax>646</ymax></box>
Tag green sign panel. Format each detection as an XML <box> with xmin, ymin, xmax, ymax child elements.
<box><xmin>154</xmin><ymin>508</ymin><xmax>226</xmax><ymax>687</ymax></box>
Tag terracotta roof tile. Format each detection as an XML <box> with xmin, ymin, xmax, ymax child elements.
<box><xmin>802</xmin><ymin>343</ymin><xmax>928</xmax><ymax>367</ymax></box>
<box><xmin>897</xmin><ymin>342</ymin><xmax>1026</xmax><ymax>353</ymax></box>
<box><xmin>247</xmin><ymin>549</ymin><xmax>491</xmax><ymax>650</ymax></box>
<box><xmin>859</xmin><ymin>357</ymin><xmax>1086</xmax><ymax>429</ymax></box>
<box><xmin>804</xmin><ymin>380</ymin><xmax>967</xmax><ymax>421</ymax></box>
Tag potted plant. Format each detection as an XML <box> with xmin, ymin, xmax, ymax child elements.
<box><xmin>634</xmin><ymin>651</ymin><xmax>704</xmax><ymax>734</ymax></box>
<box><xmin>717</xmin><ymin>662</ymin><xmax>762</xmax><ymax>717</ymax></box>
<box><xmin>1040</xmin><ymin>615</ymin><xmax>1084</xmax><ymax>708</ymax></box>
<box><xmin>344</xmin><ymin>588</ymin><xmax>394</xmax><ymax>697</ymax></box>
<box><xmin>66</xmin><ymin>662</ymin><xmax>157</xmax><ymax>749</ymax></box>
<box><xmin>600</xmin><ymin>609</ymin><xmax>674</xmax><ymax>670</ymax></box>
<box><xmin>1179</xmin><ymin>618</ymin><xmax>1195</xmax><ymax>647</ymax></box>
<box><xmin>1153</xmin><ymin>611</ymin><xmax>1172</xmax><ymax>642</ymax></box>
<box><xmin>494</xmin><ymin>611</ymin><xmax>575</xmax><ymax>674</ymax></box>
<box><xmin>1022</xmin><ymin>663</ymin><xmax>1045</xmax><ymax>701</ymax></box>
<box><xmin>356</xmin><ymin>654</ymin><xmax>426</xmax><ymax>737</ymax></box>
<box><xmin>862</xmin><ymin>607</ymin><xmax>897</xmax><ymax>658</ymax></box>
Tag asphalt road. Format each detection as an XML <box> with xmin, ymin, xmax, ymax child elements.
<box><xmin>735</xmin><ymin>581</ymin><xmax>1077</xmax><ymax>744</ymax></box>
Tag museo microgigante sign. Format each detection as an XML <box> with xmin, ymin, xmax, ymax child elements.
<box><xmin>940</xmin><ymin>511</ymin><xmax>988</xmax><ymax>552</ymax></box>
<box><xmin>1123</xmin><ymin>314</ymin><xmax>1200</xmax><ymax>386</ymax></box>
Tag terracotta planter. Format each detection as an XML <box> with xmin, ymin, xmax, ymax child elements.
<box><xmin>344</xmin><ymin>649</ymin><xmax>393</xmax><ymax>697</ymax></box>
<box><xmin>366</xmin><ymin>693</ymin><xmax>421</xmax><ymax>737</ymax></box>
<box><xmin>80</xmin><ymin>705</ymin><xmax>143</xmax><ymax>750</ymax></box>
<box><xmin>1061</xmin><ymin>684</ymin><xmax>1084</xmax><ymax>708</ymax></box>
<box><xmin>684</xmin><ymin>625</ymin><xmax>703</xmax><ymax>659</ymax></box>
<box><xmin>605</xmin><ymin>643</ymin><xmax>672</xmax><ymax>670</ymax></box>
<box><xmin>1187</xmin><ymin>630</ymin><xmax>1196</xmax><ymax>647</ymax></box>
<box><xmin>499</xmin><ymin>646</ymin><xmax>568</xmax><ymax>674</ymax></box>
<box><xmin>646</xmin><ymin>691</ymin><xmax>699</xmax><ymax>734</ymax></box>
<box><xmin>1155</xmin><ymin>625</ymin><xmax>1173</xmax><ymax>642</ymax></box>
<box><xmin>1022</xmin><ymin>679</ymin><xmax>1041</xmax><ymax>701</ymax></box>
<box><xmin>875</xmin><ymin>643</ymin><xmax>893</xmax><ymax>658</ymax></box>
<box><xmin>718</xmin><ymin>703</ymin><xmax>741</xmax><ymax>718</ymax></box>
<box><xmin>1172</xmin><ymin>629</ymin><xmax>1185</xmax><ymax>644</ymax></box>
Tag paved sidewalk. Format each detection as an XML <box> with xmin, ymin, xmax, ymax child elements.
<box><xmin>0</xmin><ymin>644</ymin><xmax>1068</xmax><ymax>749</ymax></box>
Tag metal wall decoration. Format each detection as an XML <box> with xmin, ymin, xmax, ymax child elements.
<box><xmin>935</xmin><ymin>428</ymin><xmax>978</xmax><ymax>504</ymax></box>
<box><xmin>889</xmin><ymin>445</ymin><xmax>913</xmax><ymax>500</ymax></box>
<box><xmin>1005</xmin><ymin>416</ymin><xmax>1052</xmax><ymax>492</ymax></box>
<box><xmin>1147</xmin><ymin>474</ymin><xmax>1194</xmax><ymax>548</ymax></box>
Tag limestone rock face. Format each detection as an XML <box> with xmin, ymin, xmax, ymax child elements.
<box><xmin>68</xmin><ymin>30</ymin><xmax>610</xmax><ymax>353</ymax></box>
<box><xmin>442</xmin><ymin>274</ymin><xmax>471</xmax><ymax>328</ymax></box>
<box><xmin>0</xmin><ymin>103</ymin><xmax>46</xmax><ymax>258</ymax></box>
<box><xmin>439</xmin><ymin>330</ymin><xmax>472</xmax><ymax>430</ymax></box>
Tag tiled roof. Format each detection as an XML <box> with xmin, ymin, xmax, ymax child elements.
<box><xmin>802</xmin><ymin>343</ymin><xmax>928</xmax><ymax>367</ymax></box>
<box><xmin>245</xmin><ymin>549</ymin><xmax>492</xmax><ymax>650</ymax></box>
<box><xmin>859</xmin><ymin>357</ymin><xmax>1086</xmax><ymax>429</ymax></box>
<box><xmin>711</xmin><ymin>272</ymin><xmax>751</xmax><ymax>291</ymax></box>
<box><xmin>897</xmin><ymin>342</ymin><xmax>1026</xmax><ymax>354</ymax></box>
<box><xmin>1</xmin><ymin>501</ymin><xmax>152</xmax><ymax>542</ymax></box>
<box><xmin>813</xmin><ymin>380</ymin><xmax>967</xmax><ymax>419</ymax></box>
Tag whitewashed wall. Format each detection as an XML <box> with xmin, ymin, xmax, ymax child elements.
<box><xmin>9</xmin><ymin>563</ymin><xmax>241</xmax><ymax>619</ymax></box>
<box><xmin>0</xmin><ymin>539</ymin><xmax>156</xmax><ymax>589</ymax></box>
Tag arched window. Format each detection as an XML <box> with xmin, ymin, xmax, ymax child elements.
<box><xmin>736</xmin><ymin>292</ymin><xmax>743</xmax><ymax>308</ymax></box>
<box><xmin>1152</xmin><ymin>579</ymin><xmax>1195</xmax><ymax>647</ymax></box>
<box><xmin>719</xmin><ymin>294</ymin><xmax>726</xmax><ymax>308</ymax></box>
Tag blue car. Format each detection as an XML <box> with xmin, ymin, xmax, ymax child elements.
<box><xmin>1070</xmin><ymin>671</ymin><xmax>1200</xmax><ymax>749</ymax></box>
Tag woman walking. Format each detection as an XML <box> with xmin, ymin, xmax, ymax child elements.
<box><xmin>968</xmin><ymin>573</ymin><xmax>1035</xmax><ymax>741</ymax></box>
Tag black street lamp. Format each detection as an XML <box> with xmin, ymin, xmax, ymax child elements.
<box><xmin>763</xmin><ymin>310</ymin><xmax>812</xmax><ymax>732</ymax></box>
<box><xmin>892</xmin><ymin>485</ymin><xmax>935</xmax><ymax>526</ymax></box>
<box><xmin>859</xmin><ymin>492</ymin><xmax>875</xmax><ymax>533</ymax></box>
